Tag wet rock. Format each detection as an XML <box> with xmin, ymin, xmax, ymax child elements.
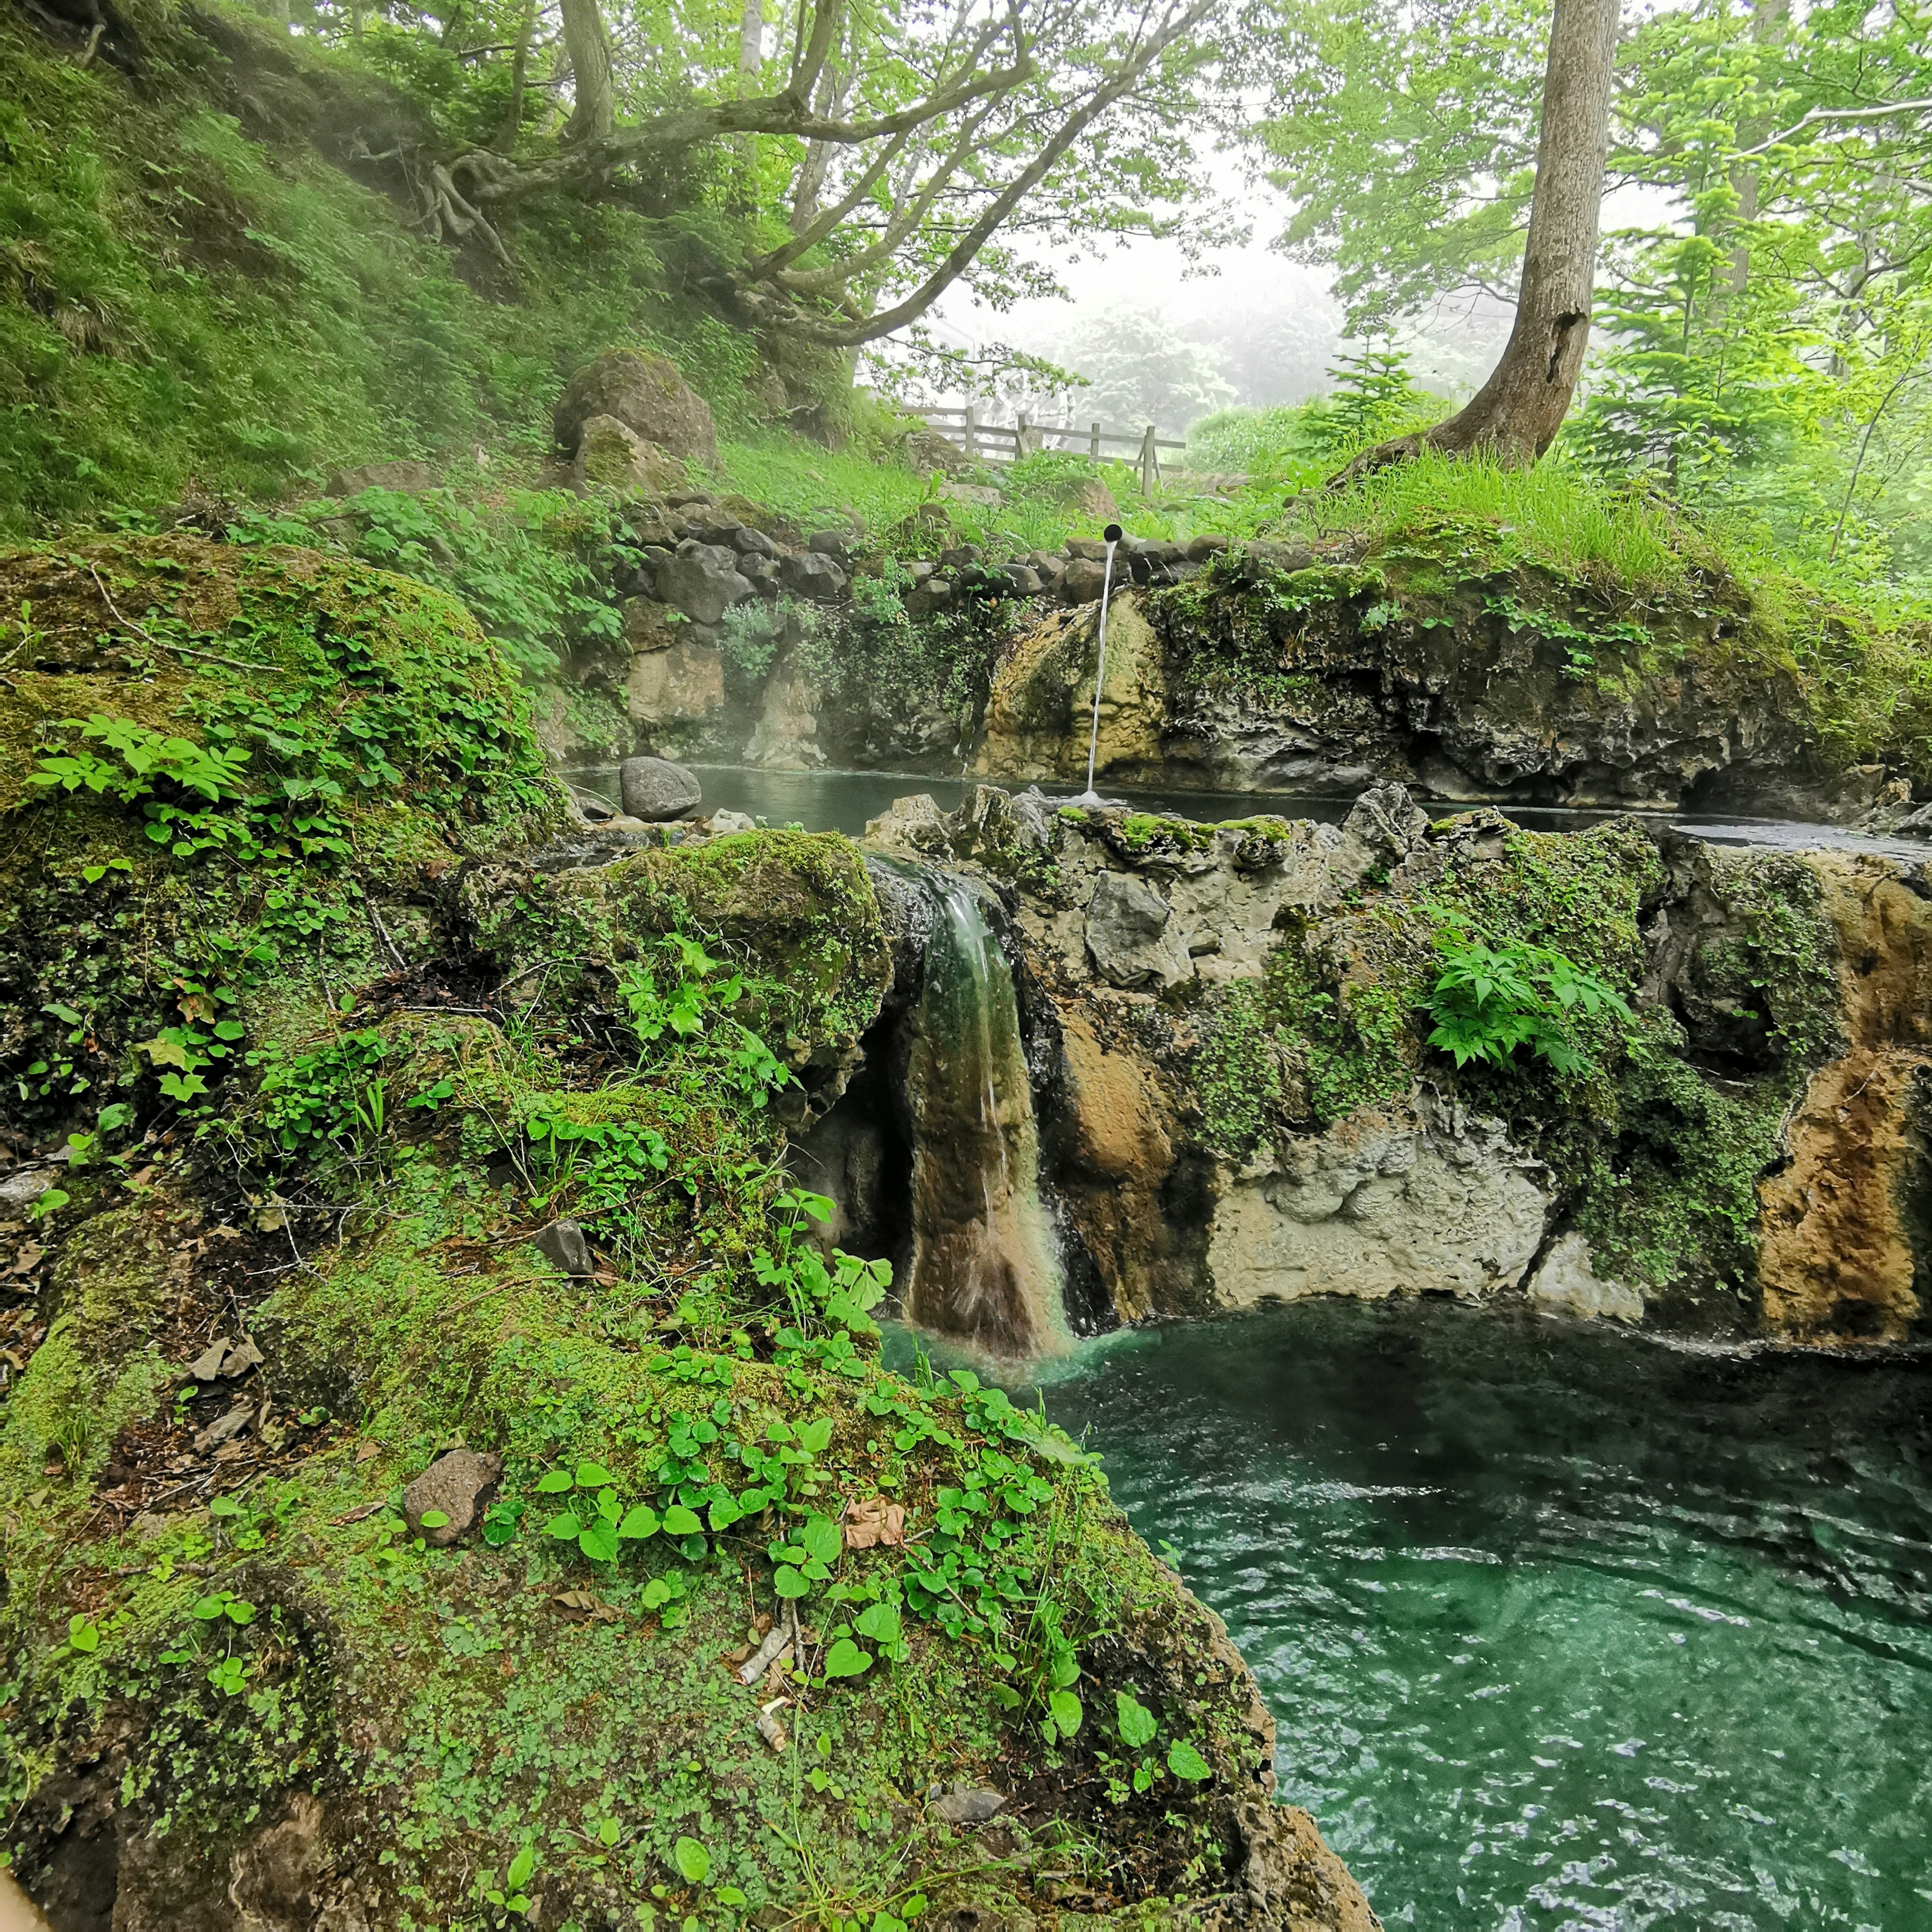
<box><xmin>807</xmin><ymin>531</ymin><xmax>850</xmax><ymax>567</ymax></box>
<box><xmin>618</xmin><ymin>758</ymin><xmax>701</xmax><ymax>822</ymax></box>
<box><xmin>933</xmin><ymin>1788</ymin><xmax>1006</xmax><ymax>1825</ymax></box>
<box><xmin>531</xmin><ymin>1218</ymin><xmax>594</xmax><ymax>1277</ymax></box>
<box><xmin>1083</xmin><ymin>872</ymin><xmax>1192</xmax><ymax>989</ymax></box>
<box><xmin>553</xmin><ymin>349</ymin><xmax>719</xmax><ymax>467</ymax></box>
<box><xmin>326</xmin><ymin>459</ymin><xmax>437</xmax><ymax>497</ymax></box>
<box><xmin>658</xmin><ymin>541</ymin><xmax>755</xmax><ymax>626</ymax></box>
<box><xmin>572</xmin><ymin>415</ymin><xmax>686</xmax><ymax>496</ymax></box>
<box><xmin>861</xmin><ymin>793</ymin><xmax>952</xmax><ymax>858</ymax></box>
<box><xmin>403</xmin><ymin>1447</ymin><xmax>504</xmax><ymax>1547</ymax></box>
<box><xmin>1526</xmin><ymin>1232</ymin><xmax>1645</xmax><ymax>1323</ymax></box>
<box><xmin>1184</xmin><ymin>532</ymin><xmax>1230</xmax><ymax>561</ymax></box>
<box><xmin>730</xmin><ymin>525</ymin><xmax>778</xmax><ymax>558</ymax></box>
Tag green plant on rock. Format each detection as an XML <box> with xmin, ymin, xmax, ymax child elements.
<box><xmin>1422</xmin><ymin>909</ymin><xmax>1634</xmax><ymax>1077</ymax></box>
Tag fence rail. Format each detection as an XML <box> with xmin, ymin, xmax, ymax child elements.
<box><xmin>917</xmin><ymin>405</ymin><xmax>1186</xmax><ymax>493</ymax></box>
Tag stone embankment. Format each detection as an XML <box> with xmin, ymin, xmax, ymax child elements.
<box><xmin>854</xmin><ymin>783</ymin><xmax>1932</xmax><ymax>1349</ymax></box>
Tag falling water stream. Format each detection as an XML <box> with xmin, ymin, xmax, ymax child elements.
<box><xmin>898</xmin><ymin>877</ymin><xmax>1070</xmax><ymax>1358</ymax></box>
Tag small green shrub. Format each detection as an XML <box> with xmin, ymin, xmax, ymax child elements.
<box><xmin>1422</xmin><ymin>912</ymin><xmax>1634</xmax><ymax>1078</ymax></box>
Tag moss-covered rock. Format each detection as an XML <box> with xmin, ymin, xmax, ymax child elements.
<box><xmin>972</xmin><ymin>539</ymin><xmax>1932</xmax><ymax>814</ymax></box>
<box><xmin>0</xmin><ymin>549</ymin><xmax>1371</xmax><ymax>1930</ymax></box>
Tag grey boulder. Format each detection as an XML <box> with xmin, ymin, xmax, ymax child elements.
<box><xmin>658</xmin><ymin>541</ymin><xmax>756</xmax><ymax>625</ymax></box>
<box><xmin>1084</xmin><ymin>873</ymin><xmax>1192</xmax><ymax>989</ymax></box>
<box><xmin>618</xmin><ymin>759</ymin><xmax>702</xmax><ymax>822</ymax></box>
<box><xmin>779</xmin><ymin>551</ymin><xmax>848</xmax><ymax>598</ymax></box>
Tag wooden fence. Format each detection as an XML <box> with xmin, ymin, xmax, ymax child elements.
<box><xmin>917</xmin><ymin>405</ymin><xmax>1186</xmax><ymax>493</ymax></box>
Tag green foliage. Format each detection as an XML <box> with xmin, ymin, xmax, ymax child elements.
<box><xmin>232</xmin><ymin>487</ymin><xmax>642</xmax><ymax>680</ymax></box>
<box><xmin>1422</xmin><ymin>912</ymin><xmax>1635</xmax><ymax>1078</ymax></box>
<box><xmin>1188</xmin><ymin>941</ymin><xmax>1413</xmax><ymax>1154</ymax></box>
<box><xmin>1306</xmin><ymin>340</ymin><xmax>1445</xmax><ymax>453</ymax></box>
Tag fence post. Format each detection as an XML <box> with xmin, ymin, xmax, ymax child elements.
<box><xmin>1090</xmin><ymin>420</ymin><xmax>1101</xmax><ymax>460</ymax></box>
<box><xmin>963</xmin><ymin>401</ymin><xmax>978</xmax><ymax>461</ymax></box>
<box><xmin>1139</xmin><ymin>424</ymin><xmax>1159</xmax><ymax>494</ymax></box>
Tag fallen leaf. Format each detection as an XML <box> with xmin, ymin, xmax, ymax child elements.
<box><xmin>354</xmin><ymin>1441</ymin><xmax>381</xmax><ymax>1463</ymax></box>
<box><xmin>188</xmin><ymin>1338</ymin><xmax>231</xmax><ymax>1382</ymax></box>
<box><xmin>842</xmin><ymin>1498</ymin><xmax>907</xmax><ymax>1550</ymax></box>
<box><xmin>552</xmin><ymin>1590</ymin><xmax>620</xmax><ymax>1624</ymax></box>
<box><xmin>332</xmin><ymin>1502</ymin><xmax>383</xmax><ymax>1525</ymax></box>
<box><xmin>193</xmin><ymin>1404</ymin><xmax>254</xmax><ymax>1453</ymax></box>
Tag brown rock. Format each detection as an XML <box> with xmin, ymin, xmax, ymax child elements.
<box><xmin>554</xmin><ymin>349</ymin><xmax>719</xmax><ymax>468</ymax></box>
<box><xmin>626</xmin><ymin>636</ymin><xmax>725</xmax><ymax>731</ymax></box>
<box><xmin>402</xmin><ymin>1447</ymin><xmax>503</xmax><ymax>1547</ymax></box>
<box><xmin>1756</xmin><ymin>860</ymin><xmax>1932</xmax><ymax>1345</ymax></box>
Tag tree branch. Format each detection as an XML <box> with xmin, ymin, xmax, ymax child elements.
<box><xmin>764</xmin><ymin>0</ymin><xmax>1218</xmax><ymax>345</ymax></box>
<box><xmin>1740</xmin><ymin>97</ymin><xmax>1932</xmax><ymax>156</ymax></box>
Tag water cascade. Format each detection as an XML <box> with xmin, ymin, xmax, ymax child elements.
<box><xmin>899</xmin><ymin>878</ymin><xmax>1070</xmax><ymax>1357</ymax></box>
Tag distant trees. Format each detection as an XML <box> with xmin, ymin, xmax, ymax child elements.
<box><xmin>1052</xmin><ymin>307</ymin><xmax>1236</xmax><ymax>430</ymax></box>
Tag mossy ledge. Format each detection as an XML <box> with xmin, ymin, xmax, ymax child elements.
<box><xmin>0</xmin><ymin>541</ymin><xmax>1373</xmax><ymax>1931</ymax></box>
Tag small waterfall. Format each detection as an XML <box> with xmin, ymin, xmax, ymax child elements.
<box><xmin>901</xmin><ymin>879</ymin><xmax>1070</xmax><ymax>1358</ymax></box>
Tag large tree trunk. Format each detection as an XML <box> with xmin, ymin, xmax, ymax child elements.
<box><xmin>559</xmin><ymin>0</ymin><xmax>616</xmax><ymax>144</ymax></box>
<box><xmin>1348</xmin><ymin>0</ymin><xmax>1620</xmax><ymax>472</ymax></box>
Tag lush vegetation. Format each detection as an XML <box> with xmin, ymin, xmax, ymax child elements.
<box><xmin>0</xmin><ymin>537</ymin><xmax>1278</xmax><ymax>1922</ymax></box>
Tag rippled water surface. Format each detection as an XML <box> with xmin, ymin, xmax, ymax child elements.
<box><xmin>998</xmin><ymin>1302</ymin><xmax>1932</xmax><ymax>1929</ymax></box>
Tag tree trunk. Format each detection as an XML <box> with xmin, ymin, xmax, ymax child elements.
<box><xmin>1346</xmin><ymin>0</ymin><xmax>1620</xmax><ymax>472</ymax></box>
<box><xmin>491</xmin><ymin>0</ymin><xmax>538</xmax><ymax>153</ymax></box>
<box><xmin>732</xmin><ymin>0</ymin><xmax>764</xmax><ymax>210</ymax></box>
<box><xmin>1728</xmin><ymin>0</ymin><xmax>1787</xmax><ymax>293</ymax></box>
<box><xmin>559</xmin><ymin>0</ymin><xmax>616</xmax><ymax>144</ymax></box>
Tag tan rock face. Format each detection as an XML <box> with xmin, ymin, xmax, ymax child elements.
<box><xmin>1755</xmin><ymin>859</ymin><xmax>1932</xmax><ymax>1345</ymax></box>
<box><xmin>625</xmin><ymin>637</ymin><xmax>723</xmax><ymax>732</ymax></box>
<box><xmin>745</xmin><ymin>657</ymin><xmax>824</xmax><ymax>769</ymax></box>
<box><xmin>1051</xmin><ymin>1016</ymin><xmax>1176</xmax><ymax>1322</ymax></box>
<box><xmin>974</xmin><ymin>593</ymin><xmax>1166</xmax><ymax>785</ymax></box>
<box><xmin>1206</xmin><ymin>1101</ymin><xmax>1549</xmax><ymax>1307</ymax></box>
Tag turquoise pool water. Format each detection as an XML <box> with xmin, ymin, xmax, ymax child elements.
<box><xmin>915</xmin><ymin>1301</ymin><xmax>1932</xmax><ymax>1929</ymax></box>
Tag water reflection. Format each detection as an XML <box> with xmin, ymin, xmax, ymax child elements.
<box><xmin>568</xmin><ymin>762</ymin><xmax>1932</xmax><ymax>860</ymax></box>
